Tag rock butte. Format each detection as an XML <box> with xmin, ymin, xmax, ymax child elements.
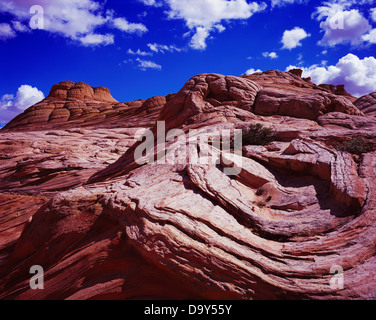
<box><xmin>2</xmin><ymin>81</ymin><xmax>166</xmax><ymax>132</ymax></box>
<box><xmin>1</xmin><ymin>70</ymin><xmax>376</xmax><ymax>300</ymax></box>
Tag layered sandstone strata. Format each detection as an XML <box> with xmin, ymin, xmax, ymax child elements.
<box><xmin>1</xmin><ymin>71</ymin><xmax>376</xmax><ymax>300</ymax></box>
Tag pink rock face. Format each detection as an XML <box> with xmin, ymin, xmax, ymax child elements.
<box><xmin>253</xmin><ymin>88</ymin><xmax>360</xmax><ymax>120</ymax></box>
<box><xmin>354</xmin><ymin>92</ymin><xmax>376</xmax><ymax>117</ymax></box>
<box><xmin>246</xmin><ymin>69</ymin><xmax>357</xmax><ymax>102</ymax></box>
<box><xmin>48</xmin><ymin>81</ymin><xmax>117</xmax><ymax>102</ymax></box>
<box><xmin>1</xmin><ymin>71</ymin><xmax>376</xmax><ymax>300</ymax></box>
<box><xmin>157</xmin><ymin>73</ymin><xmax>262</xmax><ymax>132</ymax></box>
<box><xmin>2</xmin><ymin>81</ymin><xmax>166</xmax><ymax>132</ymax></box>
<box><xmin>288</xmin><ymin>68</ymin><xmax>303</xmax><ymax>78</ymax></box>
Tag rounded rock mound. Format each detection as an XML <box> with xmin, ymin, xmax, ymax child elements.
<box><xmin>354</xmin><ymin>92</ymin><xmax>376</xmax><ymax>117</ymax></box>
<box><xmin>1</xmin><ymin>82</ymin><xmax>166</xmax><ymax>132</ymax></box>
<box><xmin>49</xmin><ymin>81</ymin><xmax>117</xmax><ymax>102</ymax></box>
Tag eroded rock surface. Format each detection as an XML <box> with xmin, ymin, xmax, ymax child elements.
<box><xmin>354</xmin><ymin>92</ymin><xmax>376</xmax><ymax>117</ymax></box>
<box><xmin>2</xmin><ymin>81</ymin><xmax>166</xmax><ymax>132</ymax></box>
<box><xmin>1</xmin><ymin>71</ymin><xmax>376</xmax><ymax>300</ymax></box>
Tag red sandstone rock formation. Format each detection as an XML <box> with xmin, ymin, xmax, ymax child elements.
<box><xmin>2</xmin><ymin>81</ymin><xmax>166</xmax><ymax>132</ymax></box>
<box><xmin>354</xmin><ymin>92</ymin><xmax>376</xmax><ymax>117</ymax></box>
<box><xmin>1</xmin><ymin>72</ymin><xmax>376</xmax><ymax>300</ymax></box>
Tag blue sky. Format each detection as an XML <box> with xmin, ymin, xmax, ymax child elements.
<box><xmin>1</xmin><ymin>0</ymin><xmax>376</xmax><ymax>125</ymax></box>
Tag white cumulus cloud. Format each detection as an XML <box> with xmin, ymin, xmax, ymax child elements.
<box><xmin>190</xmin><ymin>26</ymin><xmax>211</xmax><ymax>50</ymax></box>
<box><xmin>314</xmin><ymin>5</ymin><xmax>372</xmax><ymax>46</ymax></box>
<box><xmin>282</xmin><ymin>27</ymin><xmax>310</xmax><ymax>49</ymax></box>
<box><xmin>286</xmin><ymin>53</ymin><xmax>376</xmax><ymax>97</ymax></box>
<box><xmin>142</xmin><ymin>0</ymin><xmax>266</xmax><ymax>50</ymax></box>
<box><xmin>0</xmin><ymin>23</ymin><xmax>16</xmax><ymax>40</ymax></box>
<box><xmin>245</xmin><ymin>68</ymin><xmax>263</xmax><ymax>75</ymax></box>
<box><xmin>0</xmin><ymin>85</ymin><xmax>45</xmax><ymax>123</ymax></box>
<box><xmin>79</xmin><ymin>33</ymin><xmax>114</xmax><ymax>46</ymax></box>
<box><xmin>363</xmin><ymin>28</ymin><xmax>376</xmax><ymax>43</ymax></box>
<box><xmin>0</xmin><ymin>0</ymin><xmax>148</xmax><ymax>46</ymax></box>
<box><xmin>372</xmin><ymin>8</ymin><xmax>376</xmax><ymax>22</ymax></box>
<box><xmin>263</xmin><ymin>51</ymin><xmax>278</xmax><ymax>59</ymax></box>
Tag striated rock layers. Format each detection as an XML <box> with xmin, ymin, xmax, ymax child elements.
<box><xmin>354</xmin><ymin>92</ymin><xmax>376</xmax><ymax>117</ymax></box>
<box><xmin>1</xmin><ymin>70</ymin><xmax>376</xmax><ymax>300</ymax></box>
<box><xmin>2</xmin><ymin>81</ymin><xmax>166</xmax><ymax>132</ymax></box>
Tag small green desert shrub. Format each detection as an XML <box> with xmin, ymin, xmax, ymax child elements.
<box><xmin>336</xmin><ymin>136</ymin><xmax>374</xmax><ymax>155</ymax></box>
<box><xmin>242</xmin><ymin>124</ymin><xmax>276</xmax><ymax>146</ymax></box>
